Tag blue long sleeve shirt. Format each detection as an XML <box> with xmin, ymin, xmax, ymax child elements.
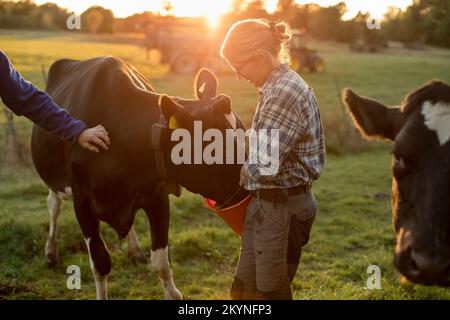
<box><xmin>0</xmin><ymin>50</ymin><xmax>86</xmax><ymax>144</ymax></box>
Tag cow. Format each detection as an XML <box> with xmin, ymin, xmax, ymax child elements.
<box><xmin>342</xmin><ymin>80</ymin><xmax>450</xmax><ymax>286</ymax></box>
<box><xmin>31</xmin><ymin>55</ymin><xmax>248</xmax><ymax>299</ymax></box>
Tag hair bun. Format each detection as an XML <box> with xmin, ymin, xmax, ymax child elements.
<box><xmin>274</xmin><ymin>23</ymin><xmax>286</xmax><ymax>34</ymax></box>
<box><xmin>268</xmin><ymin>21</ymin><xmax>291</xmax><ymax>43</ymax></box>
<box><xmin>268</xmin><ymin>21</ymin><xmax>286</xmax><ymax>33</ymax></box>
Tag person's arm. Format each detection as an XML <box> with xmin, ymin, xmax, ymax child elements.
<box><xmin>0</xmin><ymin>51</ymin><xmax>109</xmax><ymax>152</ymax></box>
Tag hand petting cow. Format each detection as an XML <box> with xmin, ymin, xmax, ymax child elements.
<box><xmin>343</xmin><ymin>80</ymin><xmax>450</xmax><ymax>286</ymax></box>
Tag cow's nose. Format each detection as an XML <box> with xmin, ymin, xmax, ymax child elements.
<box><xmin>409</xmin><ymin>250</ymin><xmax>450</xmax><ymax>280</ymax></box>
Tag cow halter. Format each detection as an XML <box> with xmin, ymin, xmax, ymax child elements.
<box><xmin>151</xmin><ymin>113</ymin><xmax>175</xmax><ymax>183</ymax></box>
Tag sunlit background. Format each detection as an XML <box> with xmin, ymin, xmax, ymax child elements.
<box><xmin>29</xmin><ymin>0</ymin><xmax>413</xmax><ymax>26</ymax></box>
<box><xmin>2</xmin><ymin>0</ymin><xmax>450</xmax><ymax>302</ymax></box>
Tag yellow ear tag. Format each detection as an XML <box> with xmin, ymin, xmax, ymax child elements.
<box><xmin>169</xmin><ymin>115</ymin><xmax>179</xmax><ymax>129</ymax></box>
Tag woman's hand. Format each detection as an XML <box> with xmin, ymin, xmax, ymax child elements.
<box><xmin>77</xmin><ymin>125</ymin><xmax>110</xmax><ymax>153</ymax></box>
<box><xmin>239</xmin><ymin>166</ymin><xmax>248</xmax><ymax>186</ymax></box>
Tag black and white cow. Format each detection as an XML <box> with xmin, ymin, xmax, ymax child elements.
<box><xmin>31</xmin><ymin>56</ymin><xmax>248</xmax><ymax>299</ymax></box>
<box><xmin>343</xmin><ymin>80</ymin><xmax>450</xmax><ymax>286</ymax></box>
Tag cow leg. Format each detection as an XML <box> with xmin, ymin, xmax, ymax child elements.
<box><xmin>150</xmin><ymin>246</ymin><xmax>182</xmax><ymax>300</ymax></box>
<box><xmin>126</xmin><ymin>226</ymin><xmax>148</xmax><ymax>264</ymax></box>
<box><xmin>144</xmin><ymin>192</ymin><xmax>182</xmax><ymax>300</ymax></box>
<box><xmin>45</xmin><ymin>189</ymin><xmax>62</xmax><ymax>266</ymax></box>
<box><xmin>73</xmin><ymin>195</ymin><xmax>111</xmax><ymax>300</ymax></box>
<box><xmin>85</xmin><ymin>236</ymin><xmax>109</xmax><ymax>300</ymax></box>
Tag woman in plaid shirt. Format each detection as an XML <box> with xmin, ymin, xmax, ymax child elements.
<box><xmin>221</xmin><ymin>19</ymin><xmax>325</xmax><ymax>299</ymax></box>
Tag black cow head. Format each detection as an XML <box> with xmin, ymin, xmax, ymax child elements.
<box><xmin>343</xmin><ymin>80</ymin><xmax>450</xmax><ymax>286</ymax></box>
<box><xmin>159</xmin><ymin>69</ymin><xmax>248</xmax><ymax>206</ymax></box>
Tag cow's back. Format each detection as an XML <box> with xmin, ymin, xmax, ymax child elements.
<box><xmin>31</xmin><ymin>56</ymin><xmax>161</xmax><ymax>218</ymax></box>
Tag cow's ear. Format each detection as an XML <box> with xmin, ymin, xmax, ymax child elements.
<box><xmin>212</xmin><ymin>95</ymin><xmax>237</xmax><ymax>129</ymax></box>
<box><xmin>194</xmin><ymin>68</ymin><xmax>218</xmax><ymax>100</ymax></box>
<box><xmin>212</xmin><ymin>94</ymin><xmax>231</xmax><ymax>114</ymax></box>
<box><xmin>159</xmin><ymin>95</ymin><xmax>184</xmax><ymax>129</ymax></box>
<box><xmin>343</xmin><ymin>89</ymin><xmax>405</xmax><ymax>141</ymax></box>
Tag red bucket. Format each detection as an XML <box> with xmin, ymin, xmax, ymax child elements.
<box><xmin>204</xmin><ymin>194</ymin><xmax>251</xmax><ymax>236</ymax></box>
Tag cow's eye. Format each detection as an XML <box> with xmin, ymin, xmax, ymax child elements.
<box><xmin>393</xmin><ymin>155</ymin><xmax>412</xmax><ymax>178</ymax></box>
<box><xmin>394</xmin><ymin>156</ymin><xmax>404</xmax><ymax>167</ymax></box>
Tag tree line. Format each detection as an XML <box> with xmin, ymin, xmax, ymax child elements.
<box><xmin>0</xmin><ymin>0</ymin><xmax>114</xmax><ymax>33</ymax></box>
<box><xmin>0</xmin><ymin>0</ymin><xmax>449</xmax><ymax>48</ymax></box>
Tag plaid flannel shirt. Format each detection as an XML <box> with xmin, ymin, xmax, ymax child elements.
<box><xmin>242</xmin><ymin>63</ymin><xmax>326</xmax><ymax>190</ymax></box>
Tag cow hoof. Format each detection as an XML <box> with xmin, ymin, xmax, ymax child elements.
<box><xmin>45</xmin><ymin>240</ymin><xmax>59</xmax><ymax>267</ymax></box>
<box><xmin>165</xmin><ymin>288</ymin><xmax>183</xmax><ymax>300</ymax></box>
<box><xmin>128</xmin><ymin>250</ymin><xmax>149</xmax><ymax>265</ymax></box>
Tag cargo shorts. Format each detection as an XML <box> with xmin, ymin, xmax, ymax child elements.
<box><xmin>231</xmin><ymin>190</ymin><xmax>317</xmax><ymax>299</ymax></box>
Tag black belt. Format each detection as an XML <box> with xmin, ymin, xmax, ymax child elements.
<box><xmin>250</xmin><ymin>184</ymin><xmax>311</xmax><ymax>203</ymax></box>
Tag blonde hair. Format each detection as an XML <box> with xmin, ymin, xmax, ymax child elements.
<box><xmin>220</xmin><ymin>19</ymin><xmax>292</xmax><ymax>67</ymax></box>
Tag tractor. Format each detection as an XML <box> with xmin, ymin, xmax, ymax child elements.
<box><xmin>143</xmin><ymin>17</ymin><xmax>222</xmax><ymax>75</ymax></box>
<box><xmin>290</xmin><ymin>29</ymin><xmax>325</xmax><ymax>73</ymax></box>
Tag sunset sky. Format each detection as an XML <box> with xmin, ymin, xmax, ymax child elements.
<box><xmin>29</xmin><ymin>0</ymin><xmax>413</xmax><ymax>20</ymax></box>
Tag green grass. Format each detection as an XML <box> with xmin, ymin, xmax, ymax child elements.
<box><xmin>1</xmin><ymin>30</ymin><xmax>450</xmax><ymax>299</ymax></box>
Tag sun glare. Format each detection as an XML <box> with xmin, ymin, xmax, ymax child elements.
<box><xmin>266</xmin><ymin>0</ymin><xmax>278</xmax><ymax>14</ymax></box>
<box><xmin>30</xmin><ymin>0</ymin><xmax>413</xmax><ymax>22</ymax></box>
<box><xmin>159</xmin><ymin>0</ymin><xmax>233</xmax><ymax>28</ymax></box>
<box><xmin>206</xmin><ymin>14</ymin><xmax>221</xmax><ymax>28</ymax></box>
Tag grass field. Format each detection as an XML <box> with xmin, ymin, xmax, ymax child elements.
<box><xmin>1</xmin><ymin>30</ymin><xmax>450</xmax><ymax>299</ymax></box>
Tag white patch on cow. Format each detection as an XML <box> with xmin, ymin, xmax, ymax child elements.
<box><xmin>198</xmin><ymin>82</ymin><xmax>206</xmax><ymax>94</ymax></box>
<box><xmin>85</xmin><ymin>238</ymin><xmax>108</xmax><ymax>300</ymax></box>
<box><xmin>224</xmin><ymin>111</ymin><xmax>237</xmax><ymax>130</ymax></box>
<box><xmin>421</xmin><ymin>101</ymin><xmax>450</xmax><ymax>146</ymax></box>
<box><xmin>47</xmin><ymin>190</ymin><xmax>62</xmax><ymax>240</ymax></box>
<box><xmin>45</xmin><ymin>189</ymin><xmax>63</xmax><ymax>264</ymax></box>
<box><xmin>57</xmin><ymin>187</ymin><xmax>72</xmax><ymax>200</ymax></box>
<box><xmin>151</xmin><ymin>246</ymin><xmax>182</xmax><ymax>300</ymax></box>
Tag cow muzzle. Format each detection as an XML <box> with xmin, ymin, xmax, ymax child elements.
<box><xmin>395</xmin><ymin>229</ymin><xmax>450</xmax><ymax>286</ymax></box>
